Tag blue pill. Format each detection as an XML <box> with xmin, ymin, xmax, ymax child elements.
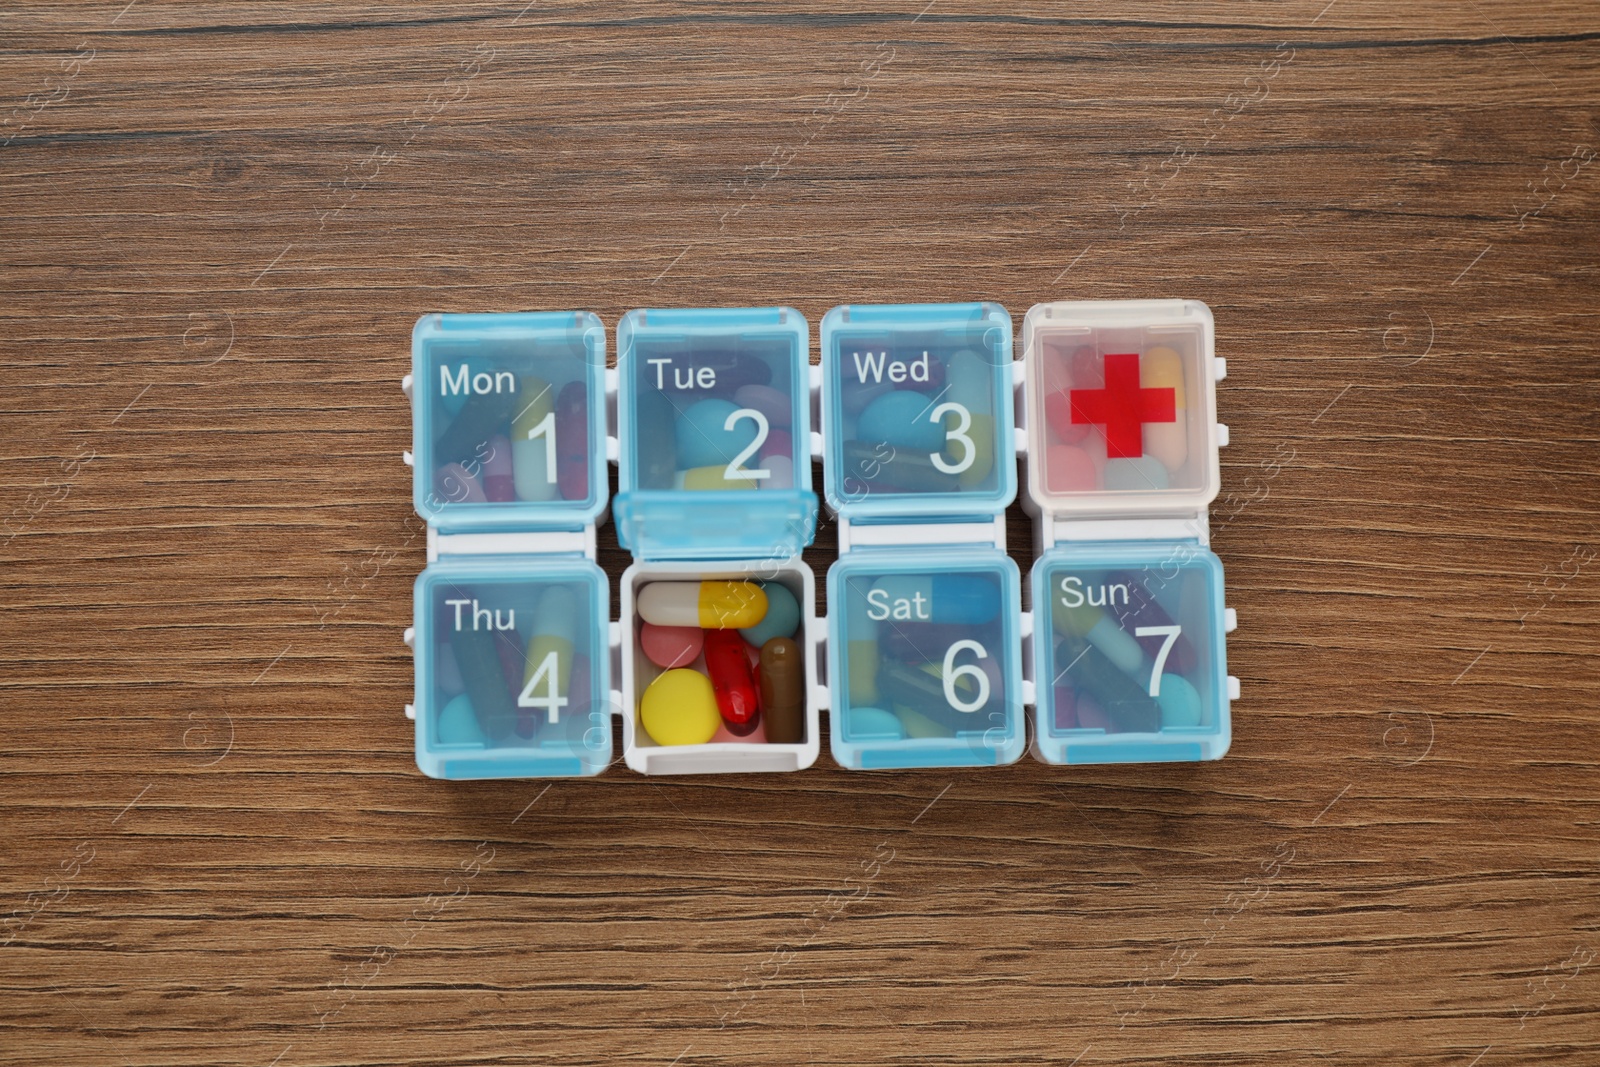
<box><xmin>866</xmin><ymin>573</ymin><xmax>999</xmax><ymax>626</ymax></box>
<box><xmin>855</xmin><ymin>390</ymin><xmax>948</xmax><ymax>452</ymax></box>
<box><xmin>675</xmin><ymin>397</ymin><xmax>758</xmax><ymax>470</ymax></box>
<box><xmin>1157</xmin><ymin>674</ymin><xmax>1203</xmax><ymax>728</ymax></box>
<box><xmin>847</xmin><ymin>706</ymin><xmax>906</xmax><ymax>740</ymax></box>
<box><xmin>739</xmin><ymin>581</ymin><xmax>801</xmax><ymax>647</ymax></box>
<box><xmin>1104</xmin><ymin>456</ymin><xmax>1170</xmax><ymax>492</ymax></box>
<box><xmin>436</xmin><ymin>693</ymin><xmax>486</xmax><ymax>745</ymax></box>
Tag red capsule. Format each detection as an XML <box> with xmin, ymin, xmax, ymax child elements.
<box><xmin>702</xmin><ymin>629</ymin><xmax>760</xmax><ymax>735</ymax></box>
<box><xmin>556</xmin><ymin>380</ymin><xmax>589</xmax><ymax>501</ymax></box>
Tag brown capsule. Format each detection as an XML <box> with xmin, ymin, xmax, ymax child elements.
<box><xmin>757</xmin><ymin>637</ymin><xmax>805</xmax><ymax>745</ymax></box>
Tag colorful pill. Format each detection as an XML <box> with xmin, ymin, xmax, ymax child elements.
<box><xmin>1056</xmin><ymin>632</ymin><xmax>1159</xmax><ymax>733</ymax></box>
<box><xmin>522</xmin><ymin>586</ymin><xmax>577</xmax><ymax>725</ymax></box>
<box><xmin>640</xmin><ymin>668</ymin><xmax>721</xmax><ymax>746</ymax></box>
<box><xmin>895</xmin><ymin>704</ymin><xmax>955</xmax><ymax>739</ymax></box>
<box><xmin>703</xmin><ymin>629</ymin><xmax>760</xmax><ymax>735</ymax></box>
<box><xmin>436</xmin><ymin>642</ymin><xmax>465</xmax><ymax>696</ymax></box>
<box><xmin>555</xmin><ymin>380</ymin><xmax>589</xmax><ymax>501</ymax></box>
<box><xmin>944</xmin><ymin>352</ymin><xmax>996</xmax><ymax>487</ymax></box>
<box><xmin>1108</xmin><ymin>570</ymin><xmax>1197</xmax><ymax>674</ymax></box>
<box><xmin>480</xmin><ymin>434</ymin><xmax>515</xmax><ymax>502</ymax></box>
<box><xmin>450</xmin><ymin>624</ymin><xmax>518</xmax><ymax>742</ymax></box>
<box><xmin>760</xmin><ymin>455</ymin><xmax>795</xmax><ymax>490</ymax></box>
<box><xmin>758</xmin><ymin>637</ymin><xmax>806</xmax><ymax>744</ymax></box>
<box><xmin>436</xmin><ymin>388</ymin><xmax>516</xmax><ymax>464</ymax></box>
<box><xmin>760</xmin><ymin>428</ymin><xmax>793</xmax><ymax>463</ymax></box>
<box><xmin>1104</xmin><ymin>456</ymin><xmax>1169</xmax><ymax>491</ymax></box>
<box><xmin>845</xmin><ymin>584</ymin><xmax>880</xmax><ymax>706</ymax></box>
<box><xmin>733</xmin><ymin>383</ymin><xmax>792</xmax><ymax>429</ymax></box>
<box><xmin>1045</xmin><ymin>444</ymin><xmax>1100</xmax><ymax>492</ymax></box>
<box><xmin>868</xmin><ymin>573</ymin><xmax>999</xmax><ymax>625</ymax></box>
<box><xmin>434</xmin><ymin>463</ymin><xmax>487</xmax><ymax>504</ymax></box>
<box><xmin>1139</xmin><ymin>345</ymin><xmax>1189</xmax><ymax>471</ymax></box>
<box><xmin>739</xmin><ymin>581</ymin><xmax>800</xmax><ymax>648</ymax></box>
<box><xmin>677</xmin><ymin>464</ymin><xmax>762</xmax><ymax>491</ymax></box>
<box><xmin>856</xmin><ymin>390</ymin><xmax>948</xmax><ymax>452</ymax></box>
<box><xmin>1157</xmin><ymin>673</ymin><xmax>1203</xmax><ymax>728</ymax></box>
<box><xmin>1044</xmin><ymin>390</ymin><xmax>1091</xmax><ymax>445</ymax></box>
<box><xmin>435</xmin><ymin>693</ymin><xmax>486</xmax><ymax>745</ymax></box>
<box><xmin>711</xmin><ymin>717</ymin><xmax>767</xmax><ymax>744</ymax></box>
<box><xmin>676</xmin><ymin>397</ymin><xmax>758</xmax><ymax>470</ymax></box>
<box><xmin>640</xmin><ymin>622</ymin><xmax>703</xmax><ymax>669</ymax></box>
<box><xmin>637</xmin><ymin>581</ymin><xmax>767</xmax><ymax>629</ymax></box>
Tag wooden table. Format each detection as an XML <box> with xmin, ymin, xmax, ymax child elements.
<box><xmin>3</xmin><ymin>3</ymin><xmax>1597</xmax><ymax>1064</ymax></box>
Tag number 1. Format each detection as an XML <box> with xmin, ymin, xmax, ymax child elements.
<box><xmin>525</xmin><ymin>412</ymin><xmax>558</xmax><ymax>483</ymax></box>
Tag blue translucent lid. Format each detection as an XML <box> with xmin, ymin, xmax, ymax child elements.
<box><xmin>1031</xmin><ymin>540</ymin><xmax>1231</xmax><ymax>764</ymax></box>
<box><xmin>414</xmin><ymin>557</ymin><xmax>612</xmax><ymax>779</ymax></box>
<box><xmin>412</xmin><ymin>312</ymin><xmax>608</xmax><ymax>533</ymax></box>
<box><xmin>821</xmin><ymin>302</ymin><xmax>1016</xmax><ymax>521</ymax></box>
<box><xmin>827</xmin><ymin>550</ymin><xmax>1025</xmax><ymax>769</ymax></box>
<box><xmin>614</xmin><ymin>307</ymin><xmax>818</xmax><ymax>560</ymax></box>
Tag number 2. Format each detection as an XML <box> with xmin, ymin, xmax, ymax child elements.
<box><xmin>1135</xmin><ymin>625</ymin><xmax>1181</xmax><ymax>697</ymax></box>
<box><xmin>723</xmin><ymin>408</ymin><xmax>770</xmax><ymax>482</ymax></box>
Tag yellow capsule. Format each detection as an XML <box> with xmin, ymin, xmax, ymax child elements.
<box><xmin>947</xmin><ymin>411</ymin><xmax>996</xmax><ymax>489</ymax></box>
<box><xmin>847</xmin><ymin>638</ymin><xmax>879</xmax><ymax>705</ymax></box>
<box><xmin>1141</xmin><ymin>346</ymin><xmax>1186</xmax><ymax>407</ymax></box>
<box><xmin>636</xmin><ymin>580</ymin><xmax>767</xmax><ymax>629</ymax></box>
<box><xmin>510</xmin><ymin>375</ymin><xmax>556</xmax><ymax>440</ymax></box>
<box><xmin>895</xmin><ymin>704</ymin><xmax>955</xmax><ymax>739</ymax></box>
<box><xmin>678</xmin><ymin>464</ymin><xmax>762</xmax><ymax>491</ymax></box>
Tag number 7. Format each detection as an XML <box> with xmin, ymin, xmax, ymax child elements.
<box><xmin>1135</xmin><ymin>625</ymin><xmax>1181</xmax><ymax>697</ymax></box>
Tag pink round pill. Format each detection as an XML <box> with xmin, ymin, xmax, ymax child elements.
<box><xmin>1046</xmin><ymin>444</ymin><xmax>1101</xmax><ymax>493</ymax></box>
<box><xmin>640</xmin><ymin>623</ymin><xmax>704</xmax><ymax>669</ymax></box>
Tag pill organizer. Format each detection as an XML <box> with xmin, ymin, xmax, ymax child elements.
<box><xmin>613</xmin><ymin>307</ymin><xmax>823</xmax><ymax>775</ymax></box>
<box><xmin>820</xmin><ymin>302</ymin><xmax>1026</xmax><ymax>769</ymax></box>
<box><xmin>404</xmin><ymin>312</ymin><xmax>614</xmax><ymax>779</ymax></box>
<box><xmin>1018</xmin><ymin>299</ymin><xmax>1238</xmax><ymax>764</ymax></box>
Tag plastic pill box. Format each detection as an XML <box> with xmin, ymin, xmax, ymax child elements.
<box><xmin>820</xmin><ymin>303</ymin><xmax>1026</xmax><ymax>769</ymax></box>
<box><xmin>1019</xmin><ymin>299</ymin><xmax>1237</xmax><ymax>763</ymax></box>
<box><xmin>403</xmin><ymin>300</ymin><xmax>1237</xmax><ymax>778</ymax></box>
<box><xmin>406</xmin><ymin>312</ymin><xmax>614</xmax><ymax>779</ymax></box>
<box><xmin>613</xmin><ymin>307</ymin><xmax>823</xmax><ymax>775</ymax></box>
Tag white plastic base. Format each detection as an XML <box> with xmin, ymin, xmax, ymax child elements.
<box><xmin>619</xmin><ymin>557</ymin><xmax>823</xmax><ymax>775</ymax></box>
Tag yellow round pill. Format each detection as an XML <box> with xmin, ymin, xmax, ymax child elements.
<box><xmin>640</xmin><ymin>668</ymin><xmax>721</xmax><ymax>746</ymax></box>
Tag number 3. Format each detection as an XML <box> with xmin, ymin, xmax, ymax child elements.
<box><xmin>929</xmin><ymin>402</ymin><xmax>974</xmax><ymax>475</ymax></box>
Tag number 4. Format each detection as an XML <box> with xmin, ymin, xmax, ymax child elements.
<box><xmin>517</xmin><ymin>650</ymin><xmax>568</xmax><ymax>724</ymax></box>
<box><xmin>1135</xmin><ymin>625</ymin><xmax>1181</xmax><ymax>698</ymax></box>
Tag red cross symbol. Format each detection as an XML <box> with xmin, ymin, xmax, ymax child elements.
<box><xmin>1069</xmin><ymin>353</ymin><xmax>1176</xmax><ymax>459</ymax></box>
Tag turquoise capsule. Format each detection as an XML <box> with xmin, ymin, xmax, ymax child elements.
<box><xmin>1157</xmin><ymin>674</ymin><xmax>1204</xmax><ymax>728</ymax></box>
<box><xmin>676</xmin><ymin>397</ymin><xmax>759</xmax><ymax>470</ymax></box>
<box><xmin>846</xmin><ymin>706</ymin><xmax>906</xmax><ymax>741</ymax></box>
<box><xmin>856</xmin><ymin>390</ymin><xmax>948</xmax><ymax>451</ymax></box>
<box><xmin>436</xmin><ymin>693</ymin><xmax>487</xmax><ymax>745</ymax></box>
<box><xmin>739</xmin><ymin>581</ymin><xmax>801</xmax><ymax>647</ymax></box>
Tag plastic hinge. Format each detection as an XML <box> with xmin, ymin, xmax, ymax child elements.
<box><xmin>403</xmin><ymin>627</ymin><xmax>415</xmax><ymax>649</ymax></box>
<box><xmin>1019</xmin><ymin>677</ymin><xmax>1036</xmax><ymax>707</ymax></box>
<box><xmin>401</xmin><ymin>374</ymin><xmax>414</xmax><ymax>401</ymax></box>
<box><xmin>606</xmin><ymin>436</ymin><xmax>620</xmax><ymax>463</ymax></box>
<box><xmin>810</xmin><ymin>430</ymin><xmax>825</xmax><ymax>459</ymax></box>
<box><xmin>1217</xmin><ymin>423</ymin><xmax>1230</xmax><ymax>447</ymax></box>
<box><xmin>1227</xmin><ymin>676</ymin><xmax>1241</xmax><ymax>700</ymax></box>
<box><xmin>1019</xmin><ymin>609</ymin><xmax>1033</xmax><ymax>641</ymax></box>
<box><xmin>838</xmin><ymin>513</ymin><xmax>1006</xmax><ymax>553</ymax></box>
<box><xmin>1214</xmin><ymin>358</ymin><xmax>1227</xmax><ymax>381</ymax></box>
<box><xmin>427</xmin><ymin>523</ymin><xmax>597</xmax><ymax>563</ymax></box>
<box><xmin>1225</xmin><ymin>607</ymin><xmax>1237</xmax><ymax>632</ymax></box>
<box><xmin>402</xmin><ymin>450</ymin><xmax>414</xmax><ymax>467</ymax></box>
<box><xmin>404</xmin><ymin>703</ymin><xmax>416</xmax><ymax>720</ymax></box>
<box><xmin>1039</xmin><ymin>509</ymin><xmax>1209</xmax><ymax>549</ymax></box>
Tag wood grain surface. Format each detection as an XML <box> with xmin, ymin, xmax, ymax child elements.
<box><xmin>3</xmin><ymin>3</ymin><xmax>1598</xmax><ymax>1065</ymax></box>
